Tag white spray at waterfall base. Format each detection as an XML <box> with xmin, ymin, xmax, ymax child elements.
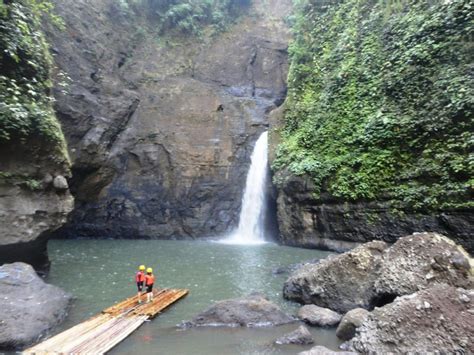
<box><xmin>221</xmin><ymin>131</ymin><xmax>269</xmax><ymax>245</ymax></box>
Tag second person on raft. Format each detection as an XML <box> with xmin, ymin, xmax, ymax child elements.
<box><xmin>145</xmin><ymin>267</ymin><xmax>155</xmax><ymax>303</ymax></box>
<box><xmin>136</xmin><ymin>265</ymin><xmax>146</xmax><ymax>304</ymax></box>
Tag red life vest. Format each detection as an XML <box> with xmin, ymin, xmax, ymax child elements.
<box><xmin>136</xmin><ymin>271</ymin><xmax>145</xmax><ymax>283</ymax></box>
<box><xmin>145</xmin><ymin>274</ymin><xmax>155</xmax><ymax>286</ymax></box>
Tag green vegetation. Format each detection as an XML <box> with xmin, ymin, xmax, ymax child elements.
<box><xmin>121</xmin><ymin>0</ymin><xmax>251</xmax><ymax>35</ymax></box>
<box><xmin>0</xmin><ymin>171</ymin><xmax>42</xmax><ymax>190</ymax></box>
<box><xmin>0</xmin><ymin>0</ymin><xmax>67</xmax><ymax>149</ymax></box>
<box><xmin>273</xmin><ymin>0</ymin><xmax>473</xmax><ymax>211</ymax></box>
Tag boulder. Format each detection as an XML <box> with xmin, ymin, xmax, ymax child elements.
<box><xmin>374</xmin><ymin>232</ymin><xmax>472</xmax><ymax>298</ymax></box>
<box><xmin>53</xmin><ymin>175</ymin><xmax>69</xmax><ymax>191</ymax></box>
<box><xmin>298</xmin><ymin>305</ymin><xmax>342</xmax><ymax>327</ymax></box>
<box><xmin>275</xmin><ymin>325</ymin><xmax>314</xmax><ymax>345</ymax></box>
<box><xmin>284</xmin><ymin>241</ymin><xmax>388</xmax><ymax>313</ymax></box>
<box><xmin>0</xmin><ymin>263</ymin><xmax>71</xmax><ymax>350</ymax></box>
<box><xmin>336</xmin><ymin>308</ymin><xmax>369</xmax><ymax>341</ymax></box>
<box><xmin>299</xmin><ymin>345</ymin><xmax>357</xmax><ymax>355</ymax></box>
<box><xmin>347</xmin><ymin>284</ymin><xmax>474</xmax><ymax>353</ymax></box>
<box><xmin>180</xmin><ymin>293</ymin><xmax>294</xmax><ymax>328</ymax></box>
<box><xmin>284</xmin><ymin>233</ymin><xmax>472</xmax><ymax>313</ymax></box>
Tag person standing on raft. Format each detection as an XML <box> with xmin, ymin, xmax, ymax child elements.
<box><xmin>145</xmin><ymin>267</ymin><xmax>155</xmax><ymax>303</ymax></box>
<box><xmin>136</xmin><ymin>265</ymin><xmax>146</xmax><ymax>304</ymax></box>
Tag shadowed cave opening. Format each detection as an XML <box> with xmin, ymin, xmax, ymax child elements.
<box><xmin>370</xmin><ymin>293</ymin><xmax>398</xmax><ymax>309</ymax></box>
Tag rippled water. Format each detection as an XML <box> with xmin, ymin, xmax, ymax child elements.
<box><xmin>44</xmin><ymin>239</ymin><xmax>342</xmax><ymax>354</ymax></box>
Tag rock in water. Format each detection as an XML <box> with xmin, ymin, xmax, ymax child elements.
<box><xmin>298</xmin><ymin>305</ymin><xmax>342</xmax><ymax>327</ymax></box>
<box><xmin>180</xmin><ymin>293</ymin><xmax>294</xmax><ymax>328</ymax></box>
<box><xmin>0</xmin><ymin>263</ymin><xmax>71</xmax><ymax>350</ymax></box>
<box><xmin>284</xmin><ymin>233</ymin><xmax>472</xmax><ymax>313</ymax></box>
<box><xmin>336</xmin><ymin>308</ymin><xmax>369</xmax><ymax>341</ymax></box>
<box><xmin>275</xmin><ymin>325</ymin><xmax>314</xmax><ymax>345</ymax></box>
<box><xmin>299</xmin><ymin>345</ymin><xmax>357</xmax><ymax>355</ymax></box>
<box><xmin>272</xmin><ymin>258</ymin><xmax>321</xmax><ymax>276</ymax></box>
<box><xmin>347</xmin><ymin>284</ymin><xmax>474</xmax><ymax>353</ymax></box>
<box><xmin>284</xmin><ymin>241</ymin><xmax>388</xmax><ymax>313</ymax></box>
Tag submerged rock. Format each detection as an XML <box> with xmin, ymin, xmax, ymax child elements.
<box><xmin>347</xmin><ymin>284</ymin><xmax>474</xmax><ymax>353</ymax></box>
<box><xmin>275</xmin><ymin>325</ymin><xmax>314</xmax><ymax>345</ymax></box>
<box><xmin>180</xmin><ymin>293</ymin><xmax>294</xmax><ymax>328</ymax></box>
<box><xmin>298</xmin><ymin>305</ymin><xmax>342</xmax><ymax>327</ymax></box>
<box><xmin>284</xmin><ymin>233</ymin><xmax>472</xmax><ymax>313</ymax></box>
<box><xmin>299</xmin><ymin>345</ymin><xmax>356</xmax><ymax>355</ymax></box>
<box><xmin>272</xmin><ymin>258</ymin><xmax>321</xmax><ymax>275</ymax></box>
<box><xmin>0</xmin><ymin>263</ymin><xmax>71</xmax><ymax>350</ymax></box>
<box><xmin>335</xmin><ymin>308</ymin><xmax>369</xmax><ymax>341</ymax></box>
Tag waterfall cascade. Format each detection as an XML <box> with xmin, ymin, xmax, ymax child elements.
<box><xmin>222</xmin><ymin>131</ymin><xmax>268</xmax><ymax>245</ymax></box>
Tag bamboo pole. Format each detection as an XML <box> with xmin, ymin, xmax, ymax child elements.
<box><xmin>23</xmin><ymin>289</ymin><xmax>188</xmax><ymax>355</ymax></box>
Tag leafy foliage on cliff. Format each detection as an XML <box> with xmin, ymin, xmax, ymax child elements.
<box><xmin>273</xmin><ymin>0</ymin><xmax>473</xmax><ymax>211</ymax></box>
<box><xmin>0</xmin><ymin>0</ymin><xmax>66</xmax><ymax>148</ymax></box>
<box><xmin>130</xmin><ymin>0</ymin><xmax>251</xmax><ymax>35</ymax></box>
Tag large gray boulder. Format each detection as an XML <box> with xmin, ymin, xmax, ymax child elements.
<box><xmin>0</xmin><ymin>263</ymin><xmax>71</xmax><ymax>350</ymax></box>
<box><xmin>335</xmin><ymin>308</ymin><xmax>369</xmax><ymax>341</ymax></box>
<box><xmin>181</xmin><ymin>293</ymin><xmax>294</xmax><ymax>328</ymax></box>
<box><xmin>284</xmin><ymin>241</ymin><xmax>388</xmax><ymax>313</ymax></box>
<box><xmin>298</xmin><ymin>305</ymin><xmax>342</xmax><ymax>327</ymax></box>
<box><xmin>347</xmin><ymin>284</ymin><xmax>474</xmax><ymax>353</ymax></box>
<box><xmin>275</xmin><ymin>325</ymin><xmax>314</xmax><ymax>345</ymax></box>
<box><xmin>374</xmin><ymin>233</ymin><xmax>472</xmax><ymax>297</ymax></box>
<box><xmin>284</xmin><ymin>233</ymin><xmax>472</xmax><ymax>313</ymax></box>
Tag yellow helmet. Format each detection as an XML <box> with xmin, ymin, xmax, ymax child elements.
<box><xmin>146</xmin><ymin>267</ymin><xmax>153</xmax><ymax>273</ymax></box>
<box><xmin>139</xmin><ymin>265</ymin><xmax>145</xmax><ymax>271</ymax></box>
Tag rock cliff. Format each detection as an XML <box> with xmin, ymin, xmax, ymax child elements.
<box><xmin>270</xmin><ymin>0</ymin><xmax>474</xmax><ymax>253</ymax></box>
<box><xmin>0</xmin><ymin>0</ymin><xmax>73</xmax><ymax>270</ymax></box>
<box><xmin>0</xmin><ymin>140</ymin><xmax>73</xmax><ymax>270</ymax></box>
<box><xmin>47</xmin><ymin>0</ymin><xmax>291</xmax><ymax>239</ymax></box>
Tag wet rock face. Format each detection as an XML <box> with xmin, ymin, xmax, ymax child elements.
<box><xmin>284</xmin><ymin>233</ymin><xmax>472</xmax><ymax>313</ymax></box>
<box><xmin>181</xmin><ymin>293</ymin><xmax>294</xmax><ymax>328</ymax></box>
<box><xmin>47</xmin><ymin>0</ymin><xmax>291</xmax><ymax>239</ymax></box>
<box><xmin>0</xmin><ymin>142</ymin><xmax>73</xmax><ymax>270</ymax></box>
<box><xmin>347</xmin><ymin>284</ymin><xmax>474</xmax><ymax>353</ymax></box>
<box><xmin>0</xmin><ymin>263</ymin><xmax>71</xmax><ymax>350</ymax></box>
<box><xmin>271</xmin><ymin>171</ymin><xmax>474</xmax><ymax>253</ymax></box>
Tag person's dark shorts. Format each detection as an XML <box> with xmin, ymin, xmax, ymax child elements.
<box><xmin>137</xmin><ymin>281</ymin><xmax>144</xmax><ymax>291</ymax></box>
<box><xmin>146</xmin><ymin>284</ymin><xmax>153</xmax><ymax>293</ymax></box>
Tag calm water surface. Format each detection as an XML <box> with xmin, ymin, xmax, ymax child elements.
<box><xmin>45</xmin><ymin>239</ymin><xmax>341</xmax><ymax>355</ymax></box>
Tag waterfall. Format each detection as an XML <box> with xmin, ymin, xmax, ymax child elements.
<box><xmin>222</xmin><ymin>131</ymin><xmax>268</xmax><ymax>245</ymax></box>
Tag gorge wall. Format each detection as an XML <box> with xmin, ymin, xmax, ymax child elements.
<box><xmin>270</xmin><ymin>0</ymin><xmax>473</xmax><ymax>254</ymax></box>
<box><xmin>47</xmin><ymin>0</ymin><xmax>291</xmax><ymax>239</ymax></box>
<box><xmin>0</xmin><ymin>1</ymin><xmax>73</xmax><ymax>270</ymax></box>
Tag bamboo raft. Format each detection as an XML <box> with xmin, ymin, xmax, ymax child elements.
<box><xmin>24</xmin><ymin>288</ymin><xmax>188</xmax><ymax>355</ymax></box>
